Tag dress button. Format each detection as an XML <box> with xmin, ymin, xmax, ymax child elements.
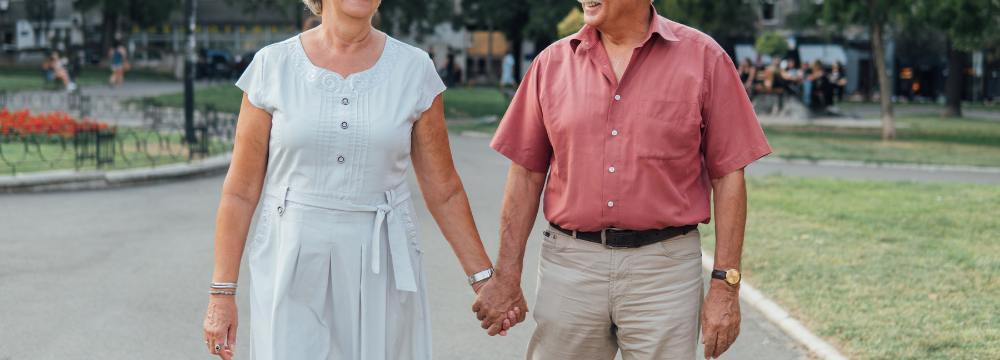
<box><xmin>607</xmin><ymin>201</ymin><xmax>615</xmax><ymax>208</ymax></box>
<box><xmin>609</xmin><ymin>166</ymin><xmax>616</xmax><ymax>173</ymax></box>
<box><xmin>337</xmin><ymin>155</ymin><xmax>345</xmax><ymax>164</ymax></box>
<box><xmin>341</xmin><ymin>98</ymin><xmax>350</xmax><ymax>106</ymax></box>
<box><xmin>341</xmin><ymin>121</ymin><xmax>349</xmax><ymax>129</ymax></box>
<box><xmin>614</xmin><ymin>94</ymin><xmax>621</xmax><ymax>101</ymax></box>
<box><xmin>611</xmin><ymin>129</ymin><xmax>619</xmax><ymax>136</ymax></box>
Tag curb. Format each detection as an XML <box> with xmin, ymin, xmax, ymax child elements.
<box><xmin>759</xmin><ymin>157</ymin><xmax>1000</xmax><ymax>174</ymax></box>
<box><xmin>702</xmin><ymin>254</ymin><xmax>848</xmax><ymax>360</ymax></box>
<box><xmin>0</xmin><ymin>153</ymin><xmax>231</xmax><ymax>193</ymax></box>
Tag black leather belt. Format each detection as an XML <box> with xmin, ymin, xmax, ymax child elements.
<box><xmin>548</xmin><ymin>222</ymin><xmax>698</xmax><ymax>249</ymax></box>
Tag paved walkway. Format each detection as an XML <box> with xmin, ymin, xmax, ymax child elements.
<box><xmin>0</xmin><ymin>135</ymin><xmax>809</xmax><ymax>360</ymax></box>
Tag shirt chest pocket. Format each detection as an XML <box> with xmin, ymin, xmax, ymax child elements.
<box><xmin>633</xmin><ymin>100</ymin><xmax>702</xmax><ymax>160</ymax></box>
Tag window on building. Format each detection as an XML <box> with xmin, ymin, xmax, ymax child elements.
<box><xmin>761</xmin><ymin>0</ymin><xmax>778</xmax><ymax>24</ymax></box>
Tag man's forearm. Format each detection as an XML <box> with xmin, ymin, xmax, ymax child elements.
<box><xmin>495</xmin><ymin>164</ymin><xmax>547</xmax><ymax>280</ymax></box>
<box><xmin>710</xmin><ymin>169</ymin><xmax>747</xmax><ymax>271</ymax></box>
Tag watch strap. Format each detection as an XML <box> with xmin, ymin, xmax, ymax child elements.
<box><xmin>711</xmin><ymin>269</ymin><xmax>727</xmax><ymax>280</ymax></box>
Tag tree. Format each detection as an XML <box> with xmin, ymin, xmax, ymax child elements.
<box><xmin>75</xmin><ymin>0</ymin><xmax>181</xmax><ymax>53</ymax></box>
<box><xmin>229</xmin><ymin>0</ymin><xmax>453</xmax><ymax>38</ymax></box>
<box><xmin>814</xmin><ymin>0</ymin><xmax>910</xmax><ymax>141</ymax></box>
<box><xmin>912</xmin><ymin>0</ymin><xmax>1000</xmax><ymax>118</ymax></box>
<box><xmin>656</xmin><ymin>0</ymin><xmax>758</xmax><ymax>50</ymax></box>
<box><xmin>460</xmin><ymin>0</ymin><xmax>574</xmax><ymax>82</ymax></box>
<box><xmin>754</xmin><ymin>31</ymin><xmax>788</xmax><ymax>57</ymax></box>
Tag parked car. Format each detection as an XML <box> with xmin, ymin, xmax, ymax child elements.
<box><xmin>196</xmin><ymin>49</ymin><xmax>235</xmax><ymax>80</ymax></box>
<box><xmin>233</xmin><ymin>50</ymin><xmax>257</xmax><ymax>77</ymax></box>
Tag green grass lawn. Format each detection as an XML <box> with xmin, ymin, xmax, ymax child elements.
<box><xmin>0</xmin><ymin>130</ymin><xmax>230</xmax><ymax>175</ymax></box>
<box><xmin>136</xmin><ymin>84</ymin><xmax>245</xmax><ymax>114</ymax></box>
<box><xmin>698</xmin><ymin>176</ymin><xmax>1000</xmax><ymax>359</ymax></box>
<box><xmin>0</xmin><ymin>66</ymin><xmax>175</xmax><ymax>92</ymax></box>
<box><xmin>443</xmin><ymin>86</ymin><xmax>510</xmax><ymax>118</ymax></box>
<box><xmin>765</xmin><ymin>116</ymin><xmax>1000</xmax><ymax>167</ymax></box>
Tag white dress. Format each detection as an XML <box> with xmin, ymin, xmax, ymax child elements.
<box><xmin>236</xmin><ymin>34</ymin><xmax>445</xmax><ymax>360</ymax></box>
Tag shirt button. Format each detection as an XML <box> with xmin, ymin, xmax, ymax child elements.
<box><xmin>341</xmin><ymin>98</ymin><xmax>350</xmax><ymax>106</ymax></box>
<box><xmin>611</xmin><ymin>129</ymin><xmax>619</xmax><ymax>136</ymax></box>
<box><xmin>337</xmin><ymin>155</ymin><xmax>345</xmax><ymax>164</ymax></box>
<box><xmin>614</xmin><ymin>94</ymin><xmax>621</xmax><ymax>101</ymax></box>
<box><xmin>607</xmin><ymin>201</ymin><xmax>615</xmax><ymax>208</ymax></box>
<box><xmin>341</xmin><ymin>121</ymin><xmax>349</xmax><ymax>129</ymax></box>
<box><xmin>608</xmin><ymin>166</ymin><xmax>616</xmax><ymax>173</ymax></box>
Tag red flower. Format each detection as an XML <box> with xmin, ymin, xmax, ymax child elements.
<box><xmin>0</xmin><ymin>108</ymin><xmax>111</xmax><ymax>138</ymax></box>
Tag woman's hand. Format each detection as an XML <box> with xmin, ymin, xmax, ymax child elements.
<box><xmin>203</xmin><ymin>295</ymin><xmax>238</xmax><ymax>359</ymax></box>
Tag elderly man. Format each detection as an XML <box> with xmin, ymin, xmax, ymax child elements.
<box><xmin>472</xmin><ymin>0</ymin><xmax>771</xmax><ymax>359</ymax></box>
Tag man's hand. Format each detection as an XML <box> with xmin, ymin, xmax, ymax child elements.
<box><xmin>701</xmin><ymin>281</ymin><xmax>741</xmax><ymax>359</ymax></box>
<box><xmin>472</xmin><ymin>274</ymin><xmax>528</xmax><ymax>336</ymax></box>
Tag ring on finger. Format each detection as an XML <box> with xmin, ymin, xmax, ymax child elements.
<box><xmin>215</xmin><ymin>344</ymin><xmax>222</xmax><ymax>353</ymax></box>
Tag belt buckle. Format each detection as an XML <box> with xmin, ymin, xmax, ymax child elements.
<box><xmin>600</xmin><ymin>228</ymin><xmax>628</xmax><ymax>249</ymax></box>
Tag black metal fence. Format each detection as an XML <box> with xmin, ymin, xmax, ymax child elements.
<box><xmin>0</xmin><ymin>91</ymin><xmax>236</xmax><ymax>176</ymax></box>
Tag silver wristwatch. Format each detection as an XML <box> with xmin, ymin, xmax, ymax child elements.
<box><xmin>467</xmin><ymin>267</ymin><xmax>495</xmax><ymax>286</ymax></box>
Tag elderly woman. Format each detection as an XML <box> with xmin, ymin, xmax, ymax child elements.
<box><xmin>201</xmin><ymin>0</ymin><xmax>511</xmax><ymax>358</ymax></box>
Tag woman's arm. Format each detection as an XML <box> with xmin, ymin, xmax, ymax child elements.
<box><xmin>203</xmin><ymin>94</ymin><xmax>270</xmax><ymax>359</ymax></box>
<box><xmin>211</xmin><ymin>94</ymin><xmax>271</xmax><ymax>284</ymax></box>
<box><xmin>410</xmin><ymin>94</ymin><xmax>493</xmax><ymax>282</ymax></box>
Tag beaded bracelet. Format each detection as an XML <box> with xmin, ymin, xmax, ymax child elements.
<box><xmin>209</xmin><ymin>290</ymin><xmax>236</xmax><ymax>296</ymax></box>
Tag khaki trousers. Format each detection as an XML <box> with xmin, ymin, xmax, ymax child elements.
<box><xmin>526</xmin><ymin>226</ymin><xmax>704</xmax><ymax>360</ymax></box>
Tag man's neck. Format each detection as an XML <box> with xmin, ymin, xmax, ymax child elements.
<box><xmin>597</xmin><ymin>5</ymin><xmax>652</xmax><ymax>47</ymax></box>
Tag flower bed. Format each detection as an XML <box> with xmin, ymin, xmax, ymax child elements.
<box><xmin>0</xmin><ymin>108</ymin><xmax>111</xmax><ymax>137</ymax></box>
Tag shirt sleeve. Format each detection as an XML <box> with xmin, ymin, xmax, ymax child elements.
<box><xmin>235</xmin><ymin>48</ymin><xmax>274</xmax><ymax>114</ymax></box>
<box><xmin>701</xmin><ymin>53</ymin><xmax>772</xmax><ymax>179</ymax></box>
<box><xmin>489</xmin><ymin>57</ymin><xmax>552</xmax><ymax>173</ymax></box>
<box><xmin>415</xmin><ymin>55</ymin><xmax>447</xmax><ymax>117</ymax></box>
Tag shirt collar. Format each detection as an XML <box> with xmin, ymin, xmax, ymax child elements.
<box><xmin>569</xmin><ymin>5</ymin><xmax>680</xmax><ymax>53</ymax></box>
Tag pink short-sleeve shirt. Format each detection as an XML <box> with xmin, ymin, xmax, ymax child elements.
<box><xmin>490</xmin><ymin>10</ymin><xmax>771</xmax><ymax>231</ymax></box>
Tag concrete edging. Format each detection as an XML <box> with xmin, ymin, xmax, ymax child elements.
<box><xmin>0</xmin><ymin>153</ymin><xmax>232</xmax><ymax>193</ymax></box>
<box><xmin>702</xmin><ymin>254</ymin><xmax>849</xmax><ymax>360</ymax></box>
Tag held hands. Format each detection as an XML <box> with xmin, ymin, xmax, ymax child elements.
<box><xmin>701</xmin><ymin>281</ymin><xmax>741</xmax><ymax>359</ymax></box>
<box><xmin>472</xmin><ymin>273</ymin><xmax>528</xmax><ymax>336</ymax></box>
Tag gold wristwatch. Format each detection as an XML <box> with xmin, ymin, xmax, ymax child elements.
<box><xmin>711</xmin><ymin>269</ymin><xmax>741</xmax><ymax>286</ymax></box>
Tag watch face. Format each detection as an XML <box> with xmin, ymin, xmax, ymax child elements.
<box><xmin>725</xmin><ymin>269</ymin><xmax>741</xmax><ymax>285</ymax></box>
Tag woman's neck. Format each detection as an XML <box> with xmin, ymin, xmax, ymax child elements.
<box><xmin>317</xmin><ymin>11</ymin><xmax>375</xmax><ymax>53</ymax></box>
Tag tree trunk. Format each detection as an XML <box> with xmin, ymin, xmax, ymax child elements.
<box><xmin>944</xmin><ymin>38</ymin><xmax>964</xmax><ymax>118</ymax></box>
<box><xmin>870</xmin><ymin>18</ymin><xmax>896</xmax><ymax>141</ymax></box>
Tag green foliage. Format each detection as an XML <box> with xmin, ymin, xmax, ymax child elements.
<box><xmin>655</xmin><ymin>0</ymin><xmax>757</xmax><ymax>39</ymax></box>
<box><xmin>754</xmin><ymin>31</ymin><xmax>788</xmax><ymax>57</ymax></box>
<box><xmin>75</xmin><ymin>0</ymin><xmax>181</xmax><ymax>27</ymax></box>
<box><xmin>911</xmin><ymin>0</ymin><xmax>1000</xmax><ymax>51</ymax></box>
<box><xmin>557</xmin><ymin>8</ymin><xmax>584</xmax><ymax>39</ymax></box>
<box><xmin>460</xmin><ymin>0</ymin><xmax>575</xmax><ymax>43</ymax></box>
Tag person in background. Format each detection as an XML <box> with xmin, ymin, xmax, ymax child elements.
<box><xmin>780</xmin><ymin>58</ymin><xmax>802</xmax><ymax>96</ymax></box>
<box><xmin>500</xmin><ymin>52</ymin><xmax>516</xmax><ymax>89</ymax></box>
<box><xmin>806</xmin><ymin>60</ymin><xmax>828</xmax><ymax>110</ymax></box>
<box><xmin>42</xmin><ymin>51</ymin><xmax>76</xmax><ymax>92</ymax></box>
<box><xmin>738</xmin><ymin>57</ymin><xmax>756</xmax><ymax>95</ymax></box>
<box><xmin>800</xmin><ymin>60</ymin><xmax>814</xmax><ymax>108</ymax></box>
<box><xmin>108</xmin><ymin>42</ymin><xmax>129</xmax><ymax>87</ymax></box>
<box><xmin>829</xmin><ymin>61</ymin><xmax>848</xmax><ymax>104</ymax></box>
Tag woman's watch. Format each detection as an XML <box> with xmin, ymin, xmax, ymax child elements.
<box><xmin>467</xmin><ymin>267</ymin><xmax>495</xmax><ymax>286</ymax></box>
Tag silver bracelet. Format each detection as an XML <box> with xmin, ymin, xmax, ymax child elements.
<box><xmin>209</xmin><ymin>290</ymin><xmax>236</xmax><ymax>296</ymax></box>
<box><xmin>210</xmin><ymin>282</ymin><xmax>238</xmax><ymax>289</ymax></box>
<box><xmin>467</xmin><ymin>267</ymin><xmax>495</xmax><ymax>286</ymax></box>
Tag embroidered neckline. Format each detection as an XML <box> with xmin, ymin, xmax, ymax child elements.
<box><xmin>290</xmin><ymin>34</ymin><xmax>399</xmax><ymax>94</ymax></box>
